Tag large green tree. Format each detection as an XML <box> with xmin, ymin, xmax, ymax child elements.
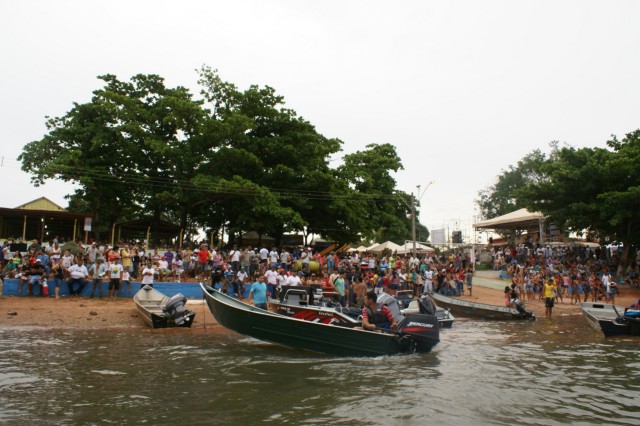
<box><xmin>20</xmin><ymin>67</ymin><xmax>415</xmax><ymax>247</ymax></box>
<box><xmin>518</xmin><ymin>132</ymin><xmax>640</xmax><ymax>271</ymax></box>
<box><xmin>476</xmin><ymin>149</ymin><xmax>548</xmax><ymax>220</ymax></box>
<box><xmin>337</xmin><ymin>143</ymin><xmax>419</xmax><ymax>243</ymax></box>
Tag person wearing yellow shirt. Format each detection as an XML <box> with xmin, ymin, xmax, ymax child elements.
<box><xmin>543</xmin><ymin>279</ymin><xmax>557</xmax><ymax>317</ymax></box>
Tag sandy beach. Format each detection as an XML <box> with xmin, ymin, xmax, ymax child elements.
<box><xmin>1</xmin><ymin>282</ymin><xmax>638</xmax><ymax>329</ymax></box>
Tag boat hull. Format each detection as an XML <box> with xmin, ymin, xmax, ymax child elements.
<box><xmin>431</xmin><ymin>292</ymin><xmax>533</xmax><ymax>320</ymax></box>
<box><xmin>580</xmin><ymin>303</ymin><xmax>639</xmax><ymax>337</ymax></box>
<box><xmin>201</xmin><ymin>284</ymin><xmax>439</xmax><ymax>357</ymax></box>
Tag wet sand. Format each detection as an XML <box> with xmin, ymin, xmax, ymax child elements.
<box><xmin>1</xmin><ymin>281</ymin><xmax>638</xmax><ymax>329</ymax></box>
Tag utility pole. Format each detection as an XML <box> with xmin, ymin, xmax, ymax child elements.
<box><xmin>411</xmin><ymin>192</ymin><xmax>417</xmax><ymax>257</ymax></box>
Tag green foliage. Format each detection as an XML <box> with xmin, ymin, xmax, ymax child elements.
<box><xmin>480</xmin><ymin>131</ymin><xmax>640</xmax><ymax>271</ymax></box>
<box><xmin>476</xmin><ymin>149</ymin><xmax>548</xmax><ymax>220</ymax></box>
<box><xmin>19</xmin><ymin>67</ymin><xmax>422</xmax><ymax>246</ymax></box>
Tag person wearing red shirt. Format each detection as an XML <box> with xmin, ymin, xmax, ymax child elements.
<box><xmin>362</xmin><ymin>291</ymin><xmax>398</xmax><ymax>331</ymax></box>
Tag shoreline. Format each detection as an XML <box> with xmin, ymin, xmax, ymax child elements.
<box><xmin>1</xmin><ymin>279</ymin><xmax>638</xmax><ymax>330</ymax></box>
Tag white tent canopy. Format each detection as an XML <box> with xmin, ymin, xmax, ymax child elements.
<box><xmin>369</xmin><ymin>241</ymin><xmax>402</xmax><ymax>253</ymax></box>
<box><xmin>473</xmin><ymin>208</ymin><xmax>544</xmax><ymax>230</ymax></box>
<box><xmin>397</xmin><ymin>243</ymin><xmax>436</xmax><ymax>254</ymax></box>
<box><xmin>347</xmin><ymin>245</ymin><xmax>369</xmax><ymax>253</ymax></box>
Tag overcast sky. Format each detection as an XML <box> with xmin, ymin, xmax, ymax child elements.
<box><xmin>1</xmin><ymin>0</ymin><xmax>639</xmax><ymax>240</ymax></box>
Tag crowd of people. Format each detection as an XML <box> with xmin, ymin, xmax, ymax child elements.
<box><xmin>489</xmin><ymin>243</ymin><xmax>640</xmax><ymax>313</ymax></box>
<box><xmin>0</xmin><ymin>238</ymin><xmax>475</xmax><ymax>304</ymax></box>
<box><xmin>1</xmin><ymin>237</ymin><xmax>637</xmax><ymax>312</ymax></box>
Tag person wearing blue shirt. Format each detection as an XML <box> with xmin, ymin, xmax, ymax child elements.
<box><xmin>249</xmin><ymin>275</ymin><xmax>268</xmax><ymax>310</ymax></box>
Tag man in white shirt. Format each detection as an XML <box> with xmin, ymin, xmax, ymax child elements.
<box><xmin>264</xmin><ymin>265</ymin><xmax>278</xmax><ymax>298</ymax></box>
<box><xmin>301</xmin><ymin>248</ymin><xmax>311</xmax><ymax>273</ymax></box>
<box><xmin>157</xmin><ymin>257</ymin><xmax>169</xmax><ymax>282</ymax></box>
<box><xmin>108</xmin><ymin>261</ymin><xmax>124</xmax><ymax>301</ymax></box>
<box><xmin>228</xmin><ymin>245</ymin><xmax>241</xmax><ymax>273</ymax></box>
<box><xmin>141</xmin><ymin>260</ymin><xmax>155</xmax><ymax>288</ymax></box>
<box><xmin>285</xmin><ymin>272</ymin><xmax>302</xmax><ymax>287</ymax></box>
<box><xmin>424</xmin><ymin>267</ymin><xmax>434</xmax><ymax>294</ymax></box>
<box><xmin>269</xmin><ymin>248</ymin><xmax>279</xmax><ymax>268</ymax></box>
<box><xmin>259</xmin><ymin>247</ymin><xmax>269</xmax><ymax>264</ymax></box>
<box><xmin>68</xmin><ymin>258</ymin><xmax>89</xmax><ymax>297</ymax></box>
<box><xmin>280</xmin><ymin>249</ymin><xmax>291</xmax><ymax>271</ymax></box>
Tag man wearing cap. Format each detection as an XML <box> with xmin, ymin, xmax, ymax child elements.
<box><xmin>285</xmin><ymin>271</ymin><xmax>303</xmax><ymax>287</ymax></box>
<box><xmin>68</xmin><ymin>258</ymin><xmax>89</xmax><ymax>297</ymax></box>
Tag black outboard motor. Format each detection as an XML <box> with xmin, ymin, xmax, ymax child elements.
<box><xmin>396</xmin><ymin>313</ymin><xmax>440</xmax><ymax>353</ymax></box>
<box><xmin>418</xmin><ymin>297</ymin><xmax>437</xmax><ymax>316</ymax></box>
<box><xmin>164</xmin><ymin>293</ymin><xmax>189</xmax><ymax>325</ymax></box>
<box><xmin>511</xmin><ymin>298</ymin><xmax>534</xmax><ymax>319</ymax></box>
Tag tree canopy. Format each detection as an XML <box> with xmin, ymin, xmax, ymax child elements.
<box><xmin>476</xmin><ymin>132</ymin><xmax>640</xmax><ymax>270</ymax></box>
<box><xmin>19</xmin><ymin>67</ymin><xmax>423</xmax><ymax>247</ymax></box>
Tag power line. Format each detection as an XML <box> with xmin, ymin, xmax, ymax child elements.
<box><xmin>2</xmin><ymin>156</ymin><xmax>403</xmax><ymax>203</ymax></box>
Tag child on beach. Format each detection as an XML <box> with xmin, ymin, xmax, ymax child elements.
<box><xmin>122</xmin><ymin>269</ymin><xmax>131</xmax><ymax>296</ymax></box>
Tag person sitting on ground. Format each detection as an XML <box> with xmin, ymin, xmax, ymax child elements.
<box><xmin>361</xmin><ymin>291</ymin><xmax>398</xmax><ymax>332</ymax></box>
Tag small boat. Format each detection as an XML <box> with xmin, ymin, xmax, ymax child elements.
<box><xmin>133</xmin><ymin>285</ymin><xmax>196</xmax><ymax>328</ymax></box>
<box><xmin>201</xmin><ymin>283</ymin><xmax>439</xmax><ymax>357</ymax></box>
<box><xmin>431</xmin><ymin>292</ymin><xmax>535</xmax><ymax>320</ymax></box>
<box><xmin>580</xmin><ymin>302</ymin><xmax>640</xmax><ymax>337</ymax></box>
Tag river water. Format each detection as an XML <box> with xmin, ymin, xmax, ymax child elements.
<box><xmin>1</xmin><ymin>314</ymin><xmax>639</xmax><ymax>425</ymax></box>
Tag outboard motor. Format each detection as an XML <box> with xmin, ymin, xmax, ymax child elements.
<box><xmin>418</xmin><ymin>296</ymin><xmax>437</xmax><ymax>316</ymax></box>
<box><xmin>511</xmin><ymin>298</ymin><xmax>534</xmax><ymax>319</ymax></box>
<box><xmin>396</xmin><ymin>313</ymin><xmax>440</xmax><ymax>353</ymax></box>
<box><xmin>164</xmin><ymin>293</ymin><xmax>189</xmax><ymax>325</ymax></box>
<box><xmin>623</xmin><ymin>308</ymin><xmax>640</xmax><ymax>335</ymax></box>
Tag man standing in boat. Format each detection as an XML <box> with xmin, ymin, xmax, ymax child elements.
<box><xmin>362</xmin><ymin>291</ymin><xmax>398</xmax><ymax>331</ymax></box>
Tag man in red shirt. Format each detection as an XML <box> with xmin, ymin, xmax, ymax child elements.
<box><xmin>197</xmin><ymin>244</ymin><xmax>210</xmax><ymax>281</ymax></box>
<box><xmin>361</xmin><ymin>291</ymin><xmax>398</xmax><ymax>331</ymax></box>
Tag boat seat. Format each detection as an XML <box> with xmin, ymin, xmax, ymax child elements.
<box><xmin>283</xmin><ymin>290</ymin><xmax>308</xmax><ymax>306</ymax></box>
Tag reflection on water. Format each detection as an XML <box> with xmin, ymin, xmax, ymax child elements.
<box><xmin>0</xmin><ymin>318</ymin><xmax>638</xmax><ymax>425</ymax></box>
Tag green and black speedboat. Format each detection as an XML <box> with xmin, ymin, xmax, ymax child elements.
<box><xmin>200</xmin><ymin>283</ymin><xmax>439</xmax><ymax>357</ymax></box>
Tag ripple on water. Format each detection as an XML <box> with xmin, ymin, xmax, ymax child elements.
<box><xmin>0</xmin><ymin>321</ymin><xmax>638</xmax><ymax>425</ymax></box>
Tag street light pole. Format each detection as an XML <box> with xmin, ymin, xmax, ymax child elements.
<box><xmin>411</xmin><ymin>180</ymin><xmax>435</xmax><ymax>258</ymax></box>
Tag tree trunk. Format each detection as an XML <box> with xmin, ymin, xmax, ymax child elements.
<box><xmin>92</xmin><ymin>194</ymin><xmax>102</xmax><ymax>242</ymax></box>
